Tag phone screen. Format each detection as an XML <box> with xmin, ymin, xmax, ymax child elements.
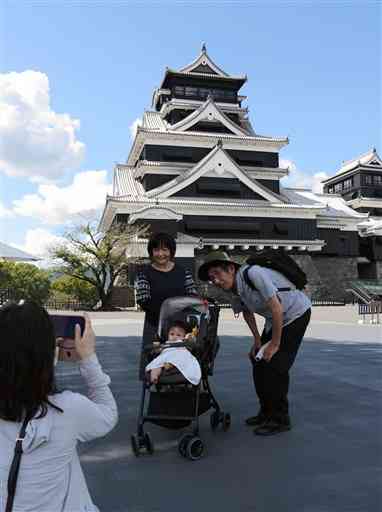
<box><xmin>50</xmin><ymin>315</ymin><xmax>85</xmax><ymax>339</ymax></box>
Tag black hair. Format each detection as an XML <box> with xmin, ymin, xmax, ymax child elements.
<box><xmin>208</xmin><ymin>261</ymin><xmax>236</xmax><ymax>276</ymax></box>
<box><xmin>147</xmin><ymin>232</ymin><xmax>176</xmax><ymax>259</ymax></box>
<box><xmin>0</xmin><ymin>301</ymin><xmax>63</xmax><ymax>422</ymax></box>
<box><xmin>167</xmin><ymin>320</ymin><xmax>191</xmax><ymax>336</ymax></box>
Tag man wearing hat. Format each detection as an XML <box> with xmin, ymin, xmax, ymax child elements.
<box><xmin>198</xmin><ymin>251</ymin><xmax>311</xmax><ymax>436</ymax></box>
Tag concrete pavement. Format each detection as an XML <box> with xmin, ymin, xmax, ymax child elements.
<box><xmin>56</xmin><ymin>308</ymin><xmax>382</xmax><ymax>512</ymax></box>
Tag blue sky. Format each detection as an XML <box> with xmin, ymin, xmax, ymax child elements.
<box><xmin>0</xmin><ymin>0</ymin><xmax>380</xmax><ymax>256</ymax></box>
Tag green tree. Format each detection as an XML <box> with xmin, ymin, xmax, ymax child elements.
<box><xmin>51</xmin><ymin>275</ymin><xmax>98</xmax><ymax>306</ymax></box>
<box><xmin>50</xmin><ymin>222</ymin><xmax>146</xmax><ymax>310</ymax></box>
<box><xmin>0</xmin><ymin>260</ymin><xmax>51</xmax><ymax>304</ymax></box>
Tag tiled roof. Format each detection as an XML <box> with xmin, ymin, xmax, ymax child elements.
<box><xmin>142</xmin><ymin>111</ymin><xmax>168</xmax><ymax>131</ymax></box>
<box><xmin>109</xmin><ymin>194</ymin><xmax>322</xmax><ymax>210</ymax></box>
<box><xmin>358</xmin><ymin>218</ymin><xmax>382</xmax><ymax>236</ymax></box>
<box><xmin>138</xmin><ymin>121</ymin><xmax>287</xmax><ymax>145</ymax></box>
<box><xmin>140</xmin><ymin>111</ymin><xmax>286</xmax><ymax>144</ymax></box>
<box><xmin>338</xmin><ymin>148</ymin><xmax>382</xmax><ymax>174</ymax></box>
<box><xmin>0</xmin><ymin>242</ymin><xmax>38</xmax><ymax>261</ymax></box>
<box><xmin>282</xmin><ymin>188</ymin><xmax>367</xmax><ymax>219</ymax></box>
<box><xmin>322</xmin><ymin>148</ymin><xmax>382</xmax><ymax>183</ymax></box>
<box><xmin>114</xmin><ymin>165</ymin><xmax>145</xmax><ymax>196</ymax></box>
<box><xmin>165</xmin><ymin>68</ymin><xmax>246</xmax><ymax>82</ymax></box>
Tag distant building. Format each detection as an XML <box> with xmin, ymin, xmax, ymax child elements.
<box><xmin>0</xmin><ymin>242</ymin><xmax>38</xmax><ymax>262</ymax></box>
<box><xmin>322</xmin><ymin>148</ymin><xmax>382</xmax><ymax>280</ymax></box>
<box><xmin>100</xmin><ymin>45</ymin><xmax>376</xmax><ymax>301</ymax></box>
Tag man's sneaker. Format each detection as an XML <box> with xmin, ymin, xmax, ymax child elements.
<box><xmin>245</xmin><ymin>412</ymin><xmax>268</xmax><ymax>427</ymax></box>
<box><xmin>254</xmin><ymin>419</ymin><xmax>291</xmax><ymax>436</ymax></box>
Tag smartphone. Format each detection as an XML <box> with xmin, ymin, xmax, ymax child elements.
<box><xmin>50</xmin><ymin>314</ymin><xmax>85</xmax><ymax>362</ymax></box>
<box><xmin>50</xmin><ymin>314</ymin><xmax>85</xmax><ymax>338</ymax></box>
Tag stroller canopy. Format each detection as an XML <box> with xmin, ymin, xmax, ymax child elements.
<box><xmin>157</xmin><ymin>296</ymin><xmax>209</xmax><ymax>340</ymax></box>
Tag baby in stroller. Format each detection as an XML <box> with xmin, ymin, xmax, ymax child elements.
<box><xmin>145</xmin><ymin>320</ymin><xmax>201</xmax><ymax>385</ymax></box>
<box><xmin>132</xmin><ymin>296</ymin><xmax>231</xmax><ymax>461</ymax></box>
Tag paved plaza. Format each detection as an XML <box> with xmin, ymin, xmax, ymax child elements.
<box><xmin>56</xmin><ymin>306</ymin><xmax>381</xmax><ymax>512</ymax></box>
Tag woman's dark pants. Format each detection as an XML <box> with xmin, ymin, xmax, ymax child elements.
<box><xmin>139</xmin><ymin>319</ymin><xmax>157</xmax><ymax>380</ymax></box>
<box><xmin>251</xmin><ymin>308</ymin><xmax>311</xmax><ymax>423</ymax></box>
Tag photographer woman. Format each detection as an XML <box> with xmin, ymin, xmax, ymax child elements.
<box><xmin>0</xmin><ymin>301</ymin><xmax>118</xmax><ymax>512</ymax></box>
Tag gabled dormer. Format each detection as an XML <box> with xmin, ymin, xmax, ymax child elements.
<box><xmin>169</xmin><ymin>97</ymin><xmax>250</xmax><ymax>136</ymax></box>
<box><xmin>145</xmin><ymin>142</ymin><xmax>285</xmax><ymax>202</ymax></box>
<box><xmin>179</xmin><ymin>43</ymin><xmax>230</xmax><ymax>77</ymax></box>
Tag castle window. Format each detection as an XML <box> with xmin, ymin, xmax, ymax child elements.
<box><xmin>363</xmin><ymin>175</ymin><xmax>373</xmax><ymax>185</ymax></box>
<box><xmin>343</xmin><ymin>178</ymin><xmax>353</xmax><ymax>190</ymax></box>
<box><xmin>174</xmin><ymin>86</ymin><xmax>185</xmax><ymax>96</ymax></box>
<box><xmin>334</xmin><ymin>182</ymin><xmax>343</xmax><ymax>193</ymax></box>
<box><xmin>199</xmin><ymin>88</ymin><xmax>210</xmax><ymax>99</ymax></box>
<box><xmin>185</xmin><ymin>87</ymin><xmax>198</xmax><ymax>98</ymax></box>
<box><xmin>374</xmin><ymin>175</ymin><xmax>382</xmax><ymax>185</ymax></box>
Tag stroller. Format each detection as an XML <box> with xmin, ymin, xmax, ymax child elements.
<box><xmin>131</xmin><ymin>296</ymin><xmax>231</xmax><ymax>461</ymax></box>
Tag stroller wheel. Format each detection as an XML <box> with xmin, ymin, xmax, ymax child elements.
<box><xmin>185</xmin><ymin>436</ymin><xmax>204</xmax><ymax>461</ymax></box>
<box><xmin>144</xmin><ymin>432</ymin><xmax>154</xmax><ymax>454</ymax></box>
<box><xmin>222</xmin><ymin>413</ymin><xmax>231</xmax><ymax>432</ymax></box>
<box><xmin>131</xmin><ymin>434</ymin><xmax>141</xmax><ymax>457</ymax></box>
<box><xmin>210</xmin><ymin>411</ymin><xmax>220</xmax><ymax>431</ymax></box>
<box><xmin>178</xmin><ymin>433</ymin><xmax>194</xmax><ymax>457</ymax></box>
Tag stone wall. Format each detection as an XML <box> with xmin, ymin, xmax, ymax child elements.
<box><xmin>195</xmin><ymin>252</ymin><xmax>358</xmax><ymax>303</ymax></box>
<box><xmin>308</xmin><ymin>255</ymin><xmax>358</xmax><ymax>301</ymax></box>
<box><xmin>121</xmin><ymin>253</ymin><xmax>360</xmax><ymax>308</ymax></box>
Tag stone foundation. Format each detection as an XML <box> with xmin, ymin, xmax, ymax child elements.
<box><xmin>307</xmin><ymin>255</ymin><xmax>358</xmax><ymax>301</ymax></box>
<box><xmin>123</xmin><ymin>254</ymin><xmax>361</xmax><ymax>308</ymax></box>
<box><xmin>196</xmin><ymin>253</ymin><xmax>359</xmax><ymax>303</ymax></box>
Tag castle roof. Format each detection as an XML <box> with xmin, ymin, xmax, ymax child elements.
<box><xmin>0</xmin><ymin>241</ymin><xmax>39</xmax><ymax>261</ymax></box>
<box><xmin>322</xmin><ymin>148</ymin><xmax>382</xmax><ymax>184</ymax></box>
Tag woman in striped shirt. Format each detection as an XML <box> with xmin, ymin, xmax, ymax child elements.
<box><xmin>135</xmin><ymin>232</ymin><xmax>197</xmax><ymax>379</ymax></box>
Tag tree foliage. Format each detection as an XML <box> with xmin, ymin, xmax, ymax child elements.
<box><xmin>0</xmin><ymin>260</ymin><xmax>51</xmax><ymax>304</ymax></box>
<box><xmin>51</xmin><ymin>275</ymin><xmax>98</xmax><ymax>306</ymax></box>
<box><xmin>50</xmin><ymin>222</ymin><xmax>147</xmax><ymax>310</ymax></box>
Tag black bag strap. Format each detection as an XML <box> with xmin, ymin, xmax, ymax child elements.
<box><xmin>243</xmin><ymin>267</ymin><xmax>291</xmax><ymax>293</ymax></box>
<box><xmin>6</xmin><ymin>415</ymin><xmax>30</xmax><ymax>512</ymax></box>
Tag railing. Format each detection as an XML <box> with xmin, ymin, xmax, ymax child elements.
<box><xmin>311</xmin><ymin>299</ymin><xmax>346</xmax><ymax>306</ymax></box>
<box><xmin>0</xmin><ymin>289</ymin><xmax>93</xmax><ymax>311</ymax></box>
<box><xmin>358</xmin><ymin>301</ymin><xmax>382</xmax><ymax>324</ymax></box>
<box><xmin>347</xmin><ymin>280</ymin><xmax>382</xmax><ymax>304</ymax></box>
<box><xmin>44</xmin><ymin>299</ymin><xmax>94</xmax><ymax>311</ymax></box>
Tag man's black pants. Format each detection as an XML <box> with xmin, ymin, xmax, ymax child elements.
<box><xmin>251</xmin><ymin>308</ymin><xmax>311</xmax><ymax>422</ymax></box>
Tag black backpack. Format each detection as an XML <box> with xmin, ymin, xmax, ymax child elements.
<box><xmin>243</xmin><ymin>249</ymin><xmax>307</xmax><ymax>292</ymax></box>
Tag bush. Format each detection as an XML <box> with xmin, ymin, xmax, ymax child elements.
<box><xmin>0</xmin><ymin>261</ymin><xmax>51</xmax><ymax>304</ymax></box>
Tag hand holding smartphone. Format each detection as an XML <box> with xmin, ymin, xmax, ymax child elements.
<box><xmin>50</xmin><ymin>314</ymin><xmax>91</xmax><ymax>362</ymax></box>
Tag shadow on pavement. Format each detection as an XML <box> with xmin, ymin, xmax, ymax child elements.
<box><xmin>56</xmin><ymin>335</ymin><xmax>382</xmax><ymax>512</ymax></box>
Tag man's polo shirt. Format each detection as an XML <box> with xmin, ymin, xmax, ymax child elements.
<box><xmin>231</xmin><ymin>264</ymin><xmax>311</xmax><ymax>332</ymax></box>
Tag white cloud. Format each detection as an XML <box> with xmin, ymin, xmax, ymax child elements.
<box><xmin>0</xmin><ymin>70</ymin><xmax>85</xmax><ymax>180</ymax></box>
<box><xmin>0</xmin><ymin>200</ymin><xmax>13</xmax><ymax>218</ymax></box>
<box><xmin>129</xmin><ymin>117</ymin><xmax>142</xmax><ymax>139</ymax></box>
<box><xmin>16</xmin><ymin>228</ymin><xmax>66</xmax><ymax>258</ymax></box>
<box><xmin>13</xmin><ymin>170</ymin><xmax>112</xmax><ymax>225</ymax></box>
<box><xmin>280</xmin><ymin>159</ymin><xmax>328</xmax><ymax>194</ymax></box>
<box><xmin>279</xmin><ymin>159</ymin><xmax>296</xmax><ymax>171</ymax></box>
